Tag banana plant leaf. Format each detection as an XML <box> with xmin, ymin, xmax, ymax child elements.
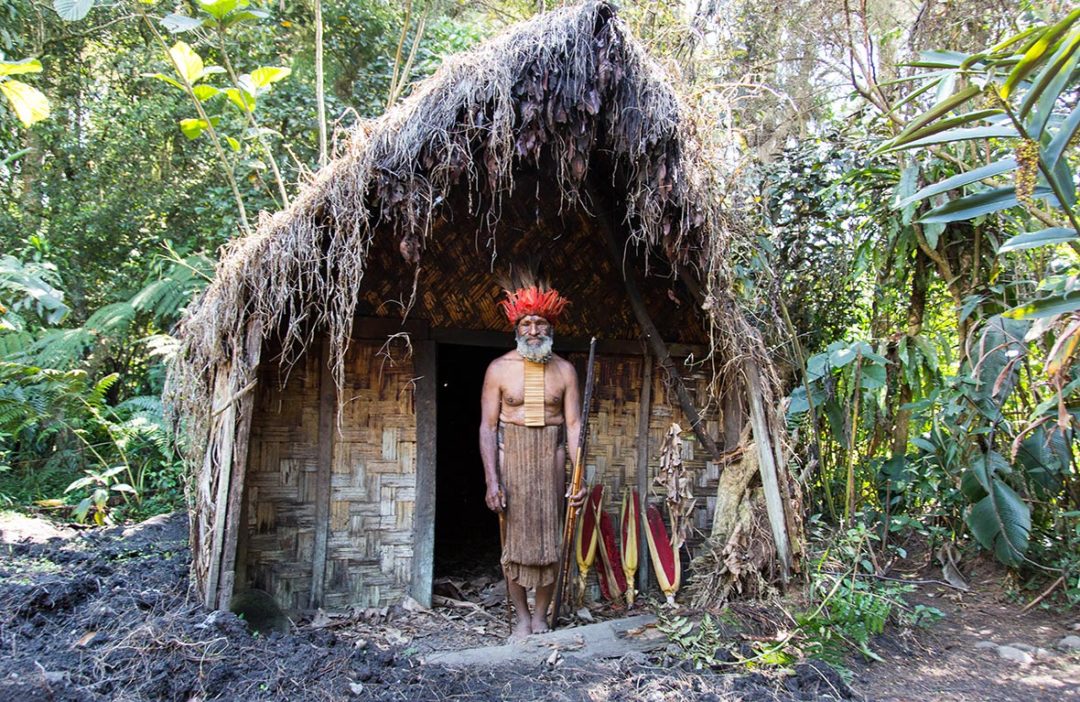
<box><xmin>966</xmin><ymin>481</ymin><xmax>1031</xmax><ymax>566</ymax></box>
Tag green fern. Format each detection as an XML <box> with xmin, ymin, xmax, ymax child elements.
<box><xmin>87</xmin><ymin>373</ymin><xmax>120</xmax><ymax>408</ymax></box>
<box><xmin>85</xmin><ymin>301</ymin><xmax>138</xmax><ymax>335</ymax></box>
<box><xmin>23</xmin><ymin>328</ymin><xmax>95</xmax><ymax>369</ymax></box>
<box><xmin>129</xmin><ymin>253</ymin><xmax>213</xmax><ymax>324</ymax></box>
<box><xmin>0</xmin><ymin>331</ymin><xmax>33</xmax><ymax>358</ymax></box>
<box><xmin>115</xmin><ymin>395</ymin><xmax>164</xmax><ymax>417</ymax></box>
<box><xmin>13</xmin><ymin>253</ymin><xmax>212</xmax><ymax>371</ymax></box>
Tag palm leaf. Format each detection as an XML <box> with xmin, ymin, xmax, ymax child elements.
<box><xmin>917</xmin><ymin>185</ymin><xmax>1052</xmax><ymax>223</ymax></box>
<box><xmin>890</xmin><ymin>85</ymin><xmax>983</xmax><ymax>145</ymax></box>
<box><xmin>1020</xmin><ymin>34</ymin><xmax>1080</xmax><ymax>133</ymax></box>
<box><xmin>884</xmin><ymin>125</ymin><xmax>1018</xmax><ymax>152</ymax></box>
<box><xmin>998</xmin><ymin>227</ymin><xmax>1079</xmax><ymax>253</ymax></box>
<box><xmin>966</xmin><ymin>481</ymin><xmax>1031</xmax><ymax>566</ymax></box>
<box><xmin>895</xmin><ymin>158</ymin><xmax>1017</xmax><ymax>210</ymax></box>
<box><xmin>1002</xmin><ymin>9</ymin><xmax>1080</xmax><ymax>99</ymax></box>
<box><xmin>1047</xmin><ymin>103</ymin><xmax>1080</xmax><ymax>169</ymax></box>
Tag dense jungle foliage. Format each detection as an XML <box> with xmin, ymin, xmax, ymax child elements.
<box><xmin>1</xmin><ymin>0</ymin><xmax>1078</xmax><ymax>627</ymax></box>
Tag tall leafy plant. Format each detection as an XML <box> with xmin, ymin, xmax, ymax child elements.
<box><xmin>880</xmin><ymin>9</ymin><xmax>1079</xmax><ymax>249</ymax></box>
<box><xmin>877</xmin><ymin>11</ymin><xmax>1080</xmax><ymax>566</ymax></box>
<box><xmin>0</xmin><ymin>250</ymin><xmax>193</xmax><ymax>515</ymax></box>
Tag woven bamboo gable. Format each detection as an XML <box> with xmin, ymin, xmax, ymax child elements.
<box><xmin>353</xmin><ymin>177</ymin><xmax>707</xmax><ymax>343</ymax></box>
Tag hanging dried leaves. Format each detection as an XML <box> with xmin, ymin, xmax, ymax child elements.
<box><xmin>654</xmin><ymin>423</ymin><xmax>696</xmax><ymax>550</ymax></box>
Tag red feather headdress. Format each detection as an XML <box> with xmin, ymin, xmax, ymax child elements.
<box><xmin>499</xmin><ymin>285</ymin><xmax>570</xmax><ymax>325</ymax></box>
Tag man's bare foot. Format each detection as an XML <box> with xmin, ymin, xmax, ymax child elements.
<box><xmin>508</xmin><ymin>618</ymin><xmax>532</xmax><ymax>643</ymax></box>
<box><xmin>530</xmin><ymin>615</ymin><xmax>550</xmax><ymax>635</ymax></box>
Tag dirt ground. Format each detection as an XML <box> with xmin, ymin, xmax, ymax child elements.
<box><xmin>847</xmin><ymin>552</ymin><xmax>1080</xmax><ymax>701</ymax></box>
<box><xmin>0</xmin><ymin>511</ymin><xmax>1076</xmax><ymax>701</ymax></box>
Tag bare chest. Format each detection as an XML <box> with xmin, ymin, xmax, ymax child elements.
<box><xmin>501</xmin><ymin>375</ymin><xmax>564</xmax><ymax>408</ymax></box>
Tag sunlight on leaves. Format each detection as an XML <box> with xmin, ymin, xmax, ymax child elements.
<box><xmin>52</xmin><ymin>0</ymin><xmax>94</xmax><ymax>22</ymax></box>
<box><xmin>0</xmin><ymin>58</ymin><xmax>43</xmax><ymax>77</ymax></box>
<box><xmin>0</xmin><ymin>80</ymin><xmax>50</xmax><ymax>127</ymax></box>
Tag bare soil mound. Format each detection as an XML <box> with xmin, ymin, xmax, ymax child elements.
<box><xmin>0</xmin><ymin>512</ymin><xmax>854</xmax><ymax>701</ymax></box>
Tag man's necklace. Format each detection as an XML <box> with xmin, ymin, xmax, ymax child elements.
<box><xmin>523</xmin><ymin>359</ymin><xmax>546</xmax><ymax>427</ymax></box>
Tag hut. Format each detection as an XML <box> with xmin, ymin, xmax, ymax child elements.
<box><xmin>169</xmin><ymin>1</ymin><xmax>800</xmax><ymax>614</ymax></box>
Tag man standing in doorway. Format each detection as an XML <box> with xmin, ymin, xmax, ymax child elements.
<box><xmin>479</xmin><ymin>283</ymin><xmax>586</xmax><ymax>640</ymax></box>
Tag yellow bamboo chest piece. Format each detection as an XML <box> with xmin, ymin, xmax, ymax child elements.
<box><xmin>523</xmin><ymin>359</ymin><xmax>546</xmax><ymax>427</ymax></box>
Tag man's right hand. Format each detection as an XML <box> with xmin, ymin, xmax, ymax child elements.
<box><xmin>485</xmin><ymin>483</ymin><xmax>506</xmax><ymax>512</ymax></box>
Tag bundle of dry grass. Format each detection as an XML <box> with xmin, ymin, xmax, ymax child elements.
<box><xmin>166</xmin><ymin>0</ymin><xmax>793</xmax><ymax>608</ymax></box>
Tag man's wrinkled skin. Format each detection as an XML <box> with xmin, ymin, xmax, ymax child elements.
<box><xmin>480</xmin><ymin>314</ymin><xmax>587</xmax><ymax>640</ymax></box>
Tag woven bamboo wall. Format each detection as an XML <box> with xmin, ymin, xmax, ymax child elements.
<box><xmin>322</xmin><ymin>342</ymin><xmax>416</xmax><ymax>610</ymax></box>
<box><xmin>239</xmin><ymin>336</ymin><xmax>720</xmax><ymax>611</ymax></box>
<box><xmin>239</xmin><ymin>341</ymin><xmax>417</xmax><ymax>611</ymax></box>
<box><xmin>240</xmin><ymin>347</ymin><xmax>322</xmax><ymax>611</ymax></box>
<box><xmin>569</xmin><ymin>352</ymin><xmax>722</xmax><ymax>557</ymax></box>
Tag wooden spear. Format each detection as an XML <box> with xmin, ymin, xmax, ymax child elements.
<box><xmin>548</xmin><ymin>337</ymin><xmax>598</xmax><ymax>629</ymax></box>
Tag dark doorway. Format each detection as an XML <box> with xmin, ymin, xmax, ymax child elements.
<box><xmin>434</xmin><ymin>343</ymin><xmax>505</xmax><ymax>580</ymax></box>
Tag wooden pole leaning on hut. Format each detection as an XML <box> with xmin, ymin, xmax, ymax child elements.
<box><xmin>598</xmin><ymin>220</ymin><xmax>722</xmax><ymax>463</ymax></box>
<box><xmin>548</xmin><ymin>337</ymin><xmax>598</xmax><ymax>630</ymax></box>
<box><xmin>597</xmin><ymin>209</ymin><xmax>797</xmax><ymax>584</ymax></box>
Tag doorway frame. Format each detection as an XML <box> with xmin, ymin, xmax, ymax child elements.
<box><xmin>392</xmin><ymin>318</ymin><xmax>689</xmax><ymax>607</ymax></box>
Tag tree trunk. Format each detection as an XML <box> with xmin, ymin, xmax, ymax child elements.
<box><xmin>314</xmin><ymin>0</ymin><xmax>328</xmax><ymax>168</ymax></box>
<box><xmin>891</xmin><ymin>249</ymin><xmax>929</xmax><ymax>459</ymax></box>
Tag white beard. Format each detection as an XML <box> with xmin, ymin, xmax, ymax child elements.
<box><xmin>516</xmin><ymin>331</ymin><xmax>554</xmax><ymax>363</ymax></box>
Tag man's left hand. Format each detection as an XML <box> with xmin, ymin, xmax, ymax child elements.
<box><xmin>567</xmin><ymin>486</ymin><xmax>587</xmax><ymax>510</ymax></box>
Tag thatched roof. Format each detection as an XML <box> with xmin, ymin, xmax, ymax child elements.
<box><xmin>168</xmin><ymin>0</ymin><xmax>767</xmax><ymax>461</ymax></box>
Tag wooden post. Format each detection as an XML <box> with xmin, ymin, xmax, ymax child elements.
<box><xmin>745</xmin><ymin>360</ymin><xmax>792</xmax><ymax>581</ymax></box>
<box><xmin>204</xmin><ymin>364</ymin><xmax>236</xmax><ymax>609</ymax></box>
<box><xmin>309</xmin><ymin>337</ymin><xmax>337</xmax><ymax>609</ymax></box>
<box><xmin>233</xmin><ymin>482</ymin><xmax>251</xmax><ymax>598</ymax></box>
<box><xmin>635</xmin><ymin>352</ymin><xmax>653</xmax><ymax>596</ymax></box>
<box><xmin>722</xmin><ymin>384</ymin><xmax>744</xmax><ymax>450</ymax></box>
<box><xmin>410</xmin><ymin>339</ymin><xmax>437</xmax><ymax>607</ymax></box>
<box><xmin>216</xmin><ymin>319</ymin><xmax>263</xmax><ymax>609</ymax></box>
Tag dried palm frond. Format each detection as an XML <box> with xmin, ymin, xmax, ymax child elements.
<box><xmin>645</xmin><ymin>504</ymin><xmax>680</xmax><ymax>606</ymax></box>
<box><xmin>596</xmin><ymin>510</ymin><xmax>626</xmax><ymax>604</ymax></box>
<box><xmin>620</xmin><ymin>488</ymin><xmax>640</xmax><ymax>606</ymax></box>
<box><xmin>575</xmin><ymin>484</ymin><xmax>603</xmax><ymax>605</ymax></box>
